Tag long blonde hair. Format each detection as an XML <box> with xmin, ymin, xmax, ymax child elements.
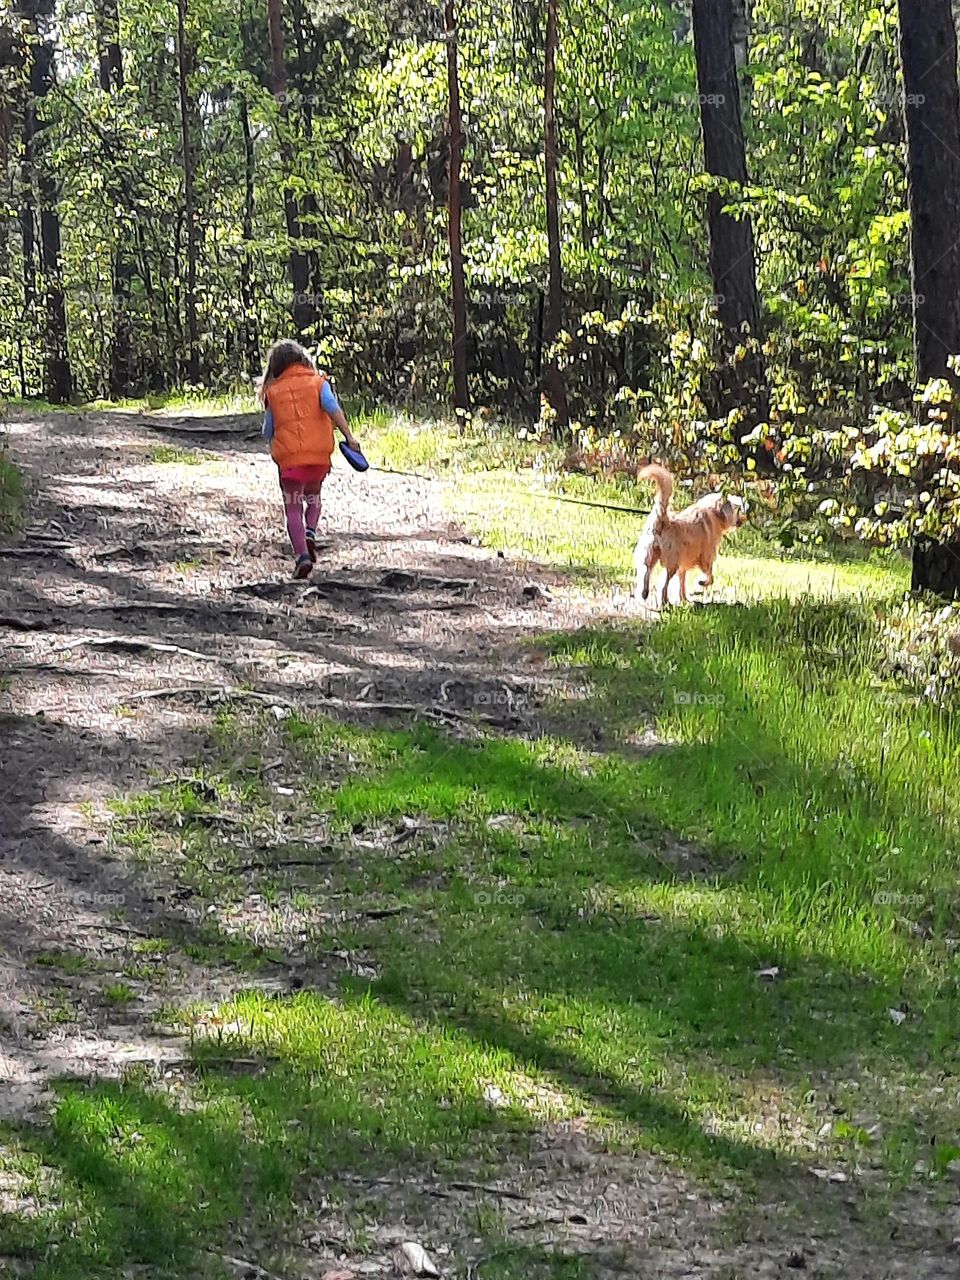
<box><xmin>257</xmin><ymin>339</ymin><xmax>315</xmax><ymax>405</ymax></box>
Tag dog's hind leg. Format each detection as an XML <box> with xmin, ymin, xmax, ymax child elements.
<box><xmin>635</xmin><ymin>540</ymin><xmax>657</xmax><ymax>601</ymax></box>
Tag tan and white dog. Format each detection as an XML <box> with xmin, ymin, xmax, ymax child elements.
<box><xmin>635</xmin><ymin>463</ymin><xmax>747</xmax><ymax>606</ymax></box>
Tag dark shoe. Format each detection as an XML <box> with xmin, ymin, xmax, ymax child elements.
<box><xmin>293</xmin><ymin>554</ymin><xmax>313</xmax><ymax>580</ymax></box>
<box><xmin>305</xmin><ymin>529</ymin><xmax>318</xmax><ymax>563</ymax></box>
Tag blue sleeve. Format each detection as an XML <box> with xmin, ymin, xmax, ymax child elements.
<box><xmin>262</xmin><ymin>406</ymin><xmax>274</xmax><ymax>441</ymax></box>
<box><xmin>320</xmin><ymin>381</ymin><xmax>342</xmax><ymax>416</ymax></box>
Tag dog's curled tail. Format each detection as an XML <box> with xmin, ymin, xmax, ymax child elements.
<box><xmin>638</xmin><ymin>463</ymin><xmax>674</xmax><ymax>522</ymax></box>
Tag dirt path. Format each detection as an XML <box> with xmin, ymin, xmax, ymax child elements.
<box><xmin>0</xmin><ymin>407</ymin><xmax>599</xmax><ymax>1068</ymax></box>
<box><xmin>0</xmin><ymin>408</ymin><xmax>954</xmax><ymax>1280</ymax></box>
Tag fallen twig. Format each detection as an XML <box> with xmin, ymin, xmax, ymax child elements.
<box><xmin>314</xmin><ymin>696</ymin><xmax>510</xmax><ymax>727</ymax></box>
<box><xmin>123</xmin><ymin>685</ymin><xmax>295</xmax><ymax>707</ymax></box>
<box><xmin>59</xmin><ymin>636</ymin><xmax>220</xmax><ymax>663</ymax></box>
<box><xmin>86</xmin><ymin>924</ymin><xmax>153</xmax><ymax>938</ymax></box>
<box><xmin>206</xmin><ymin>1251</ymin><xmax>287</xmax><ymax>1280</ymax></box>
<box><xmin>334</xmin><ymin>1173</ymin><xmax>528</xmax><ymax>1202</ymax></box>
<box><xmin>447</xmin><ymin>1180</ymin><xmax>529</xmax><ymax>1201</ymax></box>
<box><xmin>231</xmin><ymin>857</ymin><xmax>338</xmax><ymax>874</ymax></box>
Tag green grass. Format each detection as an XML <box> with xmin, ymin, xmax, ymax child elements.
<box><xmin>0</xmin><ymin>445</ymin><xmax>23</xmax><ymax>533</ymax></box>
<box><xmin>362</xmin><ymin>415</ymin><xmax>910</xmax><ymax>593</ymax></box>
<box><xmin>149</xmin><ymin>445</ymin><xmax>212</xmax><ymax>466</ymax></box>
<box><xmin>3</xmin><ymin>387</ymin><xmax>260</xmax><ymax>416</ymax></box>
<box><xmin>9</xmin><ymin>588</ymin><xmax>956</xmax><ymax>1275</ymax></box>
<box><xmin>102</xmin><ymin>983</ymin><xmax>137</xmax><ymax>1006</ymax></box>
<box><xmin>0</xmin><ymin>408</ymin><xmax>952</xmax><ymax>1278</ymax></box>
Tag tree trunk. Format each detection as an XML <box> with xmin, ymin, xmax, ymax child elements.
<box><xmin>445</xmin><ymin>0</ymin><xmax>469</xmax><ymax>417</ymax></box>
<box><xmin>290</xmin><ymin>0</ymin><xmax>323</xmax><ymax>322</ymax></box>
<box><xmin>898</xmin><ymin>0</ymin><xmax>960</xmax><ymax>594</ymax></box>
<box><xmin>19</xmin><ymin>94</ymin><xmax>37</xmax><ymax>393</ymax></box>
<box><xmin>96</xmin><ymin>0</ymin><xmax>139</xmax><ymax>397</ymax></box>
<box><xmin>691</xmin><ymin>0</ymin><xmax>764</xmax><ymax>425</ymax></box>
<box><xmin>176</xmin><ymin>0</ymin><xmax>200</xmax><ymax>382</ymax></box>
<box><xmin>542</xmin><ymin>0</ymin><xmax>568</xmax><ymax>430</ymax></box>
<box><xmin>18</xmin><ymin>0</ymin><xmax>72</xmax><ymax>402</ymax></box>
<box><xmin>239</xmin><ymin>92</ymin><xmax>259</xmax><ymax>370</ymax></box>
<box><xmin>267</xmin><ymin>0</ymin><xmax>314</xmax><ymax>338</ymax></box>
<box><xmin>96</xmin><ymin>0</ymin><xmax>123</xmax><ymax>92</ymax></box>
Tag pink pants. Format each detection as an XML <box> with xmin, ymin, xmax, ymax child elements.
<box><xmin>279</xmin><ymin>464</ymin><xmax>330</xmax><ymax>558</ymax></box>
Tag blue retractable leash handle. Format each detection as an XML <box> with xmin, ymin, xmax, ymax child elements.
<box><xmin>339</xmin><ymin>441</ymin><xmax>369</xmax><ymax>472</ymax></box>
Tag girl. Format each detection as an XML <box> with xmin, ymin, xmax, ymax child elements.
<box><xmin>259</xmin><ymin>340</ymin><xmax>360</xmax><ymax>579</ymax></box>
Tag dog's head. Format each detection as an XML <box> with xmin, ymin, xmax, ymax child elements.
<box><xmin>723</xmin><ymin>494</ymin><xmax>748</xmax><ymax>529</ymax></box>
<box><xmin>699</xmin><ymin>492</ymin><xmax>748</xmax><ymax>531</ymax></box>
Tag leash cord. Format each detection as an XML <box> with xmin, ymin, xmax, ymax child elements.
<box><xmin>367</xmin><ymin>465</ymin><xmax>651</xmax><ymax>518</ymax></box>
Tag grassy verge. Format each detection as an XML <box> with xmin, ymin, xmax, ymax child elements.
<box><xmin>5</xmin><ymin>589</ymin><xmax>959</xmax><ymax>1276</ymax></box>
<box><xmin>365</xmin><ymin>415</ymin><xmax>910</xmax><ymax>595</ymax></box>
<box><xmin>1</xmin><ymin>407</ymin><xmax>951</xmax><ymax>1280</ymax></box>
<box><xmin>0</xmin><ymin>445</ymin><xmax>23</xmax><ymax>534</ymax></box>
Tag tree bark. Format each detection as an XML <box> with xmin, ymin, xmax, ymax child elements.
<box><xmin>267</xmin><ymin>0</ymin><xmax>314</xmax><ymax>338</ymax></box>
<box><xmin>898</xmin><ymin>0</ymin><xmax>960</xmax><ymax>594</ymax></box>
<box><xmin>239</xmin><ymin>92</ymin><xmax>259</xmax><ymax>370</ymax></box>
<box><xmin>95</xmin><ymin>0</ymin><xmax>139</xmax><ymax>397</ymax></box>
<box><xmin>542</xmin><ymin>0</ymin><xmax>568</xmax><ymax>430</ymax></box>
<box><xmin>445</xmin><ymin>0</ymin><xmax>469</xmax><ymax>417</ymax></box>
<box><xmin>19</xmin><ymin>85</ymin><xmax>37</xmax><ymax>386</ymax></box>
<box><xmin>176</xmin><ymin>0</ymin><xmax>200</xmax><ymax>382</ymax></box>
<box><xmin>95</xmin><ymin>0</ymin><xmax>123</xmax><ymax>92</ymax></box>
<box><xmin>691</xmin><ymin>0</ymin><xmax>764</xmax><ymax>424</ymax></box>
<box><xmin>17</xmin><ymin>0</ymin><xmax>72</xmax><ymax>402</ymax></box>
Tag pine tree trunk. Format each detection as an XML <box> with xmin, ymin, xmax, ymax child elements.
<box><xmin>239</xmin><ymin>92</ymin><xmax>259</xmax><ymax>370</ymax></box>
<box><xmin>542</xmin><ymin>0</ymin><xmax>568</xmax><ymax>431</ymax></box>
<box><xmin>267</xmin><ymin>0</ymin><xmax>314</xmax><ymax>338</ymax></box>
<box><xmin>96</xmin><ymin>0</ymin><xmax>138</xmax><ymax>397</ymax></box>
<box><xmin>445</xmin><ymin>0</ymin><xmax>469</xmax><ymax>417</ymax></box>
<box><xmin>19</xmin><ymin>92</ymin><xmax>37</xmax><ymax>397</ymax></box>
<box><xmin>691</xmin><ymin>0</ymin><xmax>764</xmax><ymax>426</ymax></box>
<box><xmin>18</xmin><ymin>0</ymin><xmax>72</xmax><ymax>402</ymax></box>
<box><xmin>898</xmin><ymin>0</ymin><xmax>960</xmax><ymax>594</ymax></box>
<box><xmin>96</xmin><ymin>0</ymin><xmax>122</xmax><ymax>92</ymax></box>
<box><xmin>176</xmin><ymin>0</ymin><xmax>200</xmax><ymax>383</ymax></box>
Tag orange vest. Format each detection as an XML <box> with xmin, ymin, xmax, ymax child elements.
<box><xmin>266</xmin><ymin>364</ymin><xmax>335</xmax><ymax>468</ymax></box>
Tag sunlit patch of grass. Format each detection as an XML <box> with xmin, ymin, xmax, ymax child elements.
<box><xmin>148</xmin><ymin>445</ymin><xmax>211</xmax><ymax>466</ymax></box>
<box><xmin>442</xmin><ymin>464</ymin><xmax>908</xmax><ymax>593</ymax></box>
<box><xmin>34</xmin><ymin>951</ymin><xmax>99</xmax><ymax>976</ymax></box>
<box><xmin>104</xmin><ymin>602</ymin><xmax>960</xmax><ymax>1190</ymax></box>
<box><xmin>102</xmin><ymin>983</ymin><xmax>137</xmax><ymax>1006</ymax></box>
